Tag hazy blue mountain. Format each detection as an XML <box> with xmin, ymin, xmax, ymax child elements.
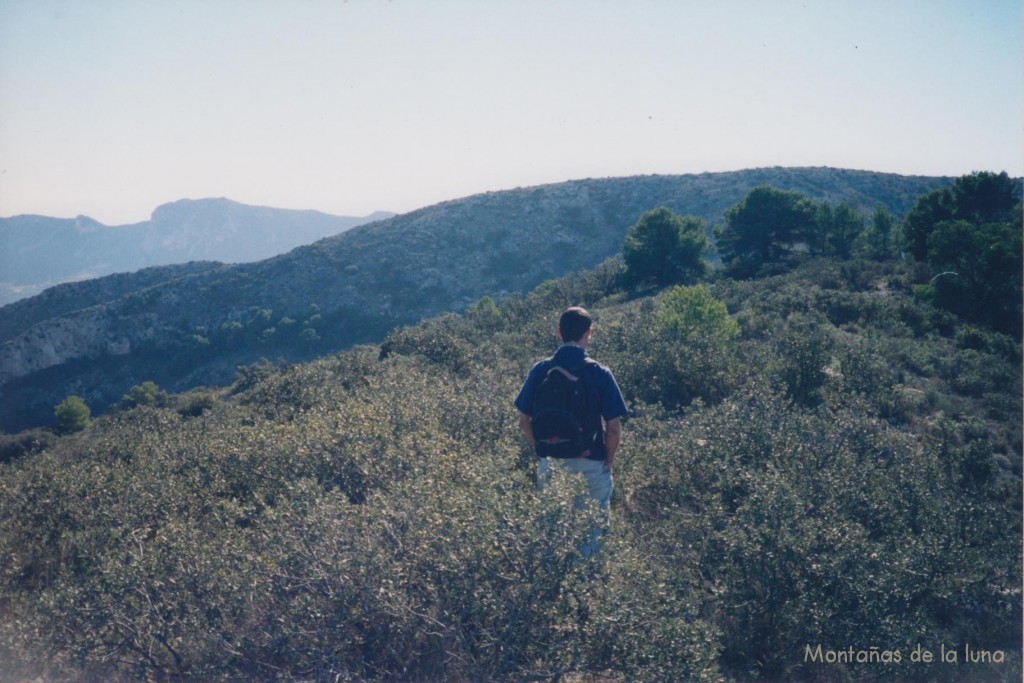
<box><xmin>0</xmin><ymin>198</ymin><xmax>394</xmax><ymax>305</ymax></box>
<box><xmin>0</xmin><ymin>168</ymin><xmax>954</xmax><ymax>432</ymax></box>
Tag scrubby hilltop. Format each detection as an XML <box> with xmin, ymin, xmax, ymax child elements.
<box><xmin>0</xmin><ymin>168</ymin><xmax>952</xmax><ymax>432</ymax></box>
<box><xmin>1</xmin><ymin>245</ymin><xmax>1019</xmax><ymax>681</ymax></box>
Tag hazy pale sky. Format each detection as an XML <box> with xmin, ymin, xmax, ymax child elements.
<box><xmin>1</xmin><ymin>0</ymin><xmax>1020</xmax><ymax>225</ymax></box>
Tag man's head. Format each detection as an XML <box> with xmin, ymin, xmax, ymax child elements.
<box><xmin>558</xmin><ymin>306</ymin><xmax>593</xmax><ymax>345</ymax></box>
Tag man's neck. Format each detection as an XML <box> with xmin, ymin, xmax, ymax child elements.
<box><xmin>562</xmin><ymin>341</ymin><xmax>587</xmax><ymax>350</ymax></box>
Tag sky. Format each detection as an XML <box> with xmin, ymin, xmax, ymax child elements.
<box><xmin>0</xmin><ymin>0</ymin><xmax>1021</xmax><ymax>225</ymax></box>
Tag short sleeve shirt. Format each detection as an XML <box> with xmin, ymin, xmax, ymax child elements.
<box><xmin>514</xmin><ymin>344</ymin><xmax>628</xmax><ymax>460</ymax></box>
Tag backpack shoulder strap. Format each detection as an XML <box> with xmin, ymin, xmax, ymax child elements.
<box><xmin>547</xmin><ymin>365</ymin><xmax>580</xmax><ymax>382</ymax></box>
<box><xmin>545</xmin><ymin>356</ymin><xmax>596</xmax><ymax>382</ymax></box>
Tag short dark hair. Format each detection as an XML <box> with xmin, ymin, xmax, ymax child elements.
<box><xmin>559</xmin><ymin>307</ymin><xmax>592</xmax><ymax>343</ymax></box>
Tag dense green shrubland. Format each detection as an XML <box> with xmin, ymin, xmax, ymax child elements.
<box><xmin>1</xmin><ymin>191</ymin><xmax>1020</xmax><ymax>681</ymax></box>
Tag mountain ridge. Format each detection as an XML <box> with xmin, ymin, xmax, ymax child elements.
<box><xmin>0</xmin><ymin>199</ymin><xmax>394</xmax><ymax>305</ymax></box>
<box><xmin>0</xmin><ymin>167</ymin><xmax>956</xmax><ymax>432</ymax></box>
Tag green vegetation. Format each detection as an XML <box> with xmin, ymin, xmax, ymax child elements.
<box><xmin>0</xmin><ymin>429</ymin><xmax>56</xmax><ymax>465</ymax></box>
<box><xmin>814</xmin><ymin>201</ymin><xmax>863</xmax><ymax>259</ymax></box>
<box><xmin>901</xmin><ymin>171</ymin><xmax>1022</xmax><ymax>336</ymax></box>
<box><xmin>904</xmin><ymin>172</ymin><xmax>1018</xmax><ymax>261</ymax></box>
<box><xmin>859</xmin><ymin>207</ymin><xmax>897</xmax><ymax>259</ymax></box>
<box><xmin>52</xmin><ymin>395</ymin><xmax>91</xmax><ymax>434</ymax></box>
<box><xmin>117</xmin><ymin>381</ymin><xmax>166</xmax><ymax>411</ymax></box>
<box><xmin>716</xmin><ymin>185</ymin><xmax>817</xmax><ymax>277</ymax></box>
<box><xmin>622</xmin><ymin>206</ymin><xmax>710</xmax><ymax>287</ymax></box>
<box><xmin>656</xmin><ymin>284</ymin><xmax>739</xmax><ymax>344</ymax></box>
<box><xmin>0</xmin><ymin>175</ymin><xmax>1020</xmax><ymax>681</ymax></box>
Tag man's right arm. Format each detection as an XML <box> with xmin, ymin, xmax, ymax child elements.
<box><xmin>599</xmin><ymin>366</ymin><xmax>628</xmax><ymax>471</ymax></box>
<box><xmin>518</xmin><ymin>411</ymin><xmax>535</xmax><ymax>448</ymax></box>
<box><xmin>604</xmin><ymin>417</ymin><xmax>621</xmax><ymax>471</ymax></box>
<box><xmin>515</xmin><ymin>364</ymin><xmax>541</xmax><ymax>449</ymax></box>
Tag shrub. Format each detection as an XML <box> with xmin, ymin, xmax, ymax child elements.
<box><xmin>466</xmin><ymin>294</ymin><xmax>504</xmax><ymax>334</ymax></box>
<box><xmin>0</xmin><ymin>428</ymin><xmax>57</xmax><ymax>464</ymax></box>
<box><xmin>772</xmin><ymin>314</ymin><xmax>835</xmax><ymax>407</ymax></box>
<box><xmin>605</xmin><ymin>299</ymin><xmax>739</xmax><ymax>409</ymax></box>
<box><xmin>53</xmin><ymin>395</ymin><xmax>91</xmax><ymax>434</ymax></box>
<box><xmin>378</xmin><ymin>314</ymin><xmax>472</xmax><ymax>372</ymax></box>
<box><xmin>117</xmin><ymin>380</ymin><xmax>166</xmax><ymax>410</ymax></box>
<box><xmin>175</xmin><ymin>390</ymin><xmax>219</xmax><ymax>418</ymax></box>
<box><xmin>655</xmin><ymin>284</ymin><xmax>739</xmax><ymax>344</ymax></box>
<box><xmin>625</xmin><ymin>384</ymin><xmax>1020</xmax><ymax>681</ymax></box>
<box><xmin>230</xmin><ymin>358</ymin><xmax>282</xmax><ymax>395</ymax></box>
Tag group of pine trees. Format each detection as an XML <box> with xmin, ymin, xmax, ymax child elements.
<box><xmin>621</xmin><ymin>171</ymin><xmax>1021</xmax><ymax>335</ymax></box>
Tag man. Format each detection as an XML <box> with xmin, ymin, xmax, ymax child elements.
<box><xmin>514</xmin><ymin>306</ymin><xmax>628</xmax><ymax>558</ymax></box>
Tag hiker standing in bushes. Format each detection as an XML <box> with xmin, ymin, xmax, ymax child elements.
<box><xmin>515</xmin><ymin>306</ymin><xmax>628</xmax><ymax>558</ymax></box>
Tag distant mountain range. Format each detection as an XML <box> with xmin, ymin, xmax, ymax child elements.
<box><xmin>0</xmin><ymin>168</ymin><xmax>954</xmax><ymax>432</ymax></box>
<box><xmin>0</xmin><ymin>198</ymin><xmax>394</xmax><ymax>305</ymax></box>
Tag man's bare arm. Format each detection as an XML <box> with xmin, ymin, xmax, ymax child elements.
<box><xmin>518</xmin><ymin>412</ymin><xmax>535</xmax><ymax>448</ymax></box>
<box><xmin>604</xmin><ymin>418</ymin><xmax>622</xmax><ymax>470</ymax></box>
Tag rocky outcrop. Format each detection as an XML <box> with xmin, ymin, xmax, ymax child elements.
<box><xmin>1</xmin><ymin>307</ymin><xmax>113</xmax><ymax>384</ymax></box>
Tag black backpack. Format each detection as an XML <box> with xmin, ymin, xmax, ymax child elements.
<box><xmin>531</xmin><ymin>358</ymin><xmax>600</xmax><ymax>459</ymax></box>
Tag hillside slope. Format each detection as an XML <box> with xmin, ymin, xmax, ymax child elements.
<box><xmin>0</xmin><ymin>262</ymin><xmax>226</xmax><ymax>345</ymax></box>
<box><xmin>0</xmin><ymin>167</ymin><xmax>952</xmax><ymax>432</ymax></box>
<box><xmin>0</xmin><ymin>254</ymin><xmax>1018</xmax><ymax>682</ymax></box>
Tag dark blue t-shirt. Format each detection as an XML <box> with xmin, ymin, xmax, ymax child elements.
<box><xmin>514</xmin><ymin>344</ymin><xmax>628</xmax><ymax>461</ymax></box>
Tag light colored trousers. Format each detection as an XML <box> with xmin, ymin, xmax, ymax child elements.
<box><xmin>536</xmin><ymin>456</ymin><xmax>612</xmax><ymax>558</ymax></box>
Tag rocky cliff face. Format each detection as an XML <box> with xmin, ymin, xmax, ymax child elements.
<box><xmin>0</xmin><ymin>168</ymin><xmax>953</xmax><ymax>431</ymax></box>
<box><xmin>1</xmin><ymin>307</ymin><xmax>113</xmax><ymax>383</ymax></box>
